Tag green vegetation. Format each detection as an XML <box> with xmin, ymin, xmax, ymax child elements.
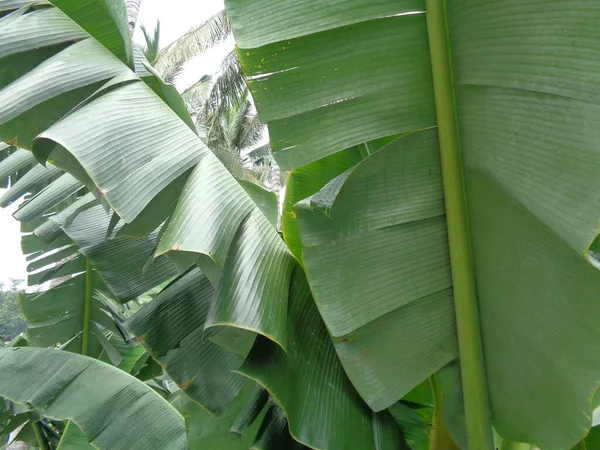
<box><xmin>1</xmin><ymin>0</ymin><xmax>600</xmax><ymax>449</ymax></box>
<box><xmin>0</xmin><ymin>279</ymin><xmax>25</xmax><ymax>342</ymax></box>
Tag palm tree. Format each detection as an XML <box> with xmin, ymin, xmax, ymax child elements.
<box><xmin>138</xmin><ymin>12</ymin><xmax>280</xmax><ymax>186</ymax></box>
<box><xmin>1</xmin><ymin>1</ymin><xmax>600</xmax><ymax>450</ymax></box>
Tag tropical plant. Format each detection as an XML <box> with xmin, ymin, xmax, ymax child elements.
<box><xmin>138</xmin><ymin>15</ymin><xmax>277</xmax><ymax>186</ymax></box>
<box><xmin>1</xmin><ymin>1</ymin><xmax>600</xmax><ymax>450</ymax></box>
<box><xmin>153</xmin><ymin>9</ymin><xmax>231</xmax><ymax>87</ymax></box>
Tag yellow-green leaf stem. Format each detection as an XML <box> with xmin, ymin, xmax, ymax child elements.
<box><xmin>500</xmin><ymin>440</ymin><xmax>531</xmax><ymax>450</ymax></box>
<box><xmin>429</xmin><ymin>375</ymin><xmax>459</xmax><ymax>450</ymax></box>
<box><xmin>425</xmin><ymin>0</ymin><xmax>494</xmax><ymax>447</ymax></box>
<box><xmin>32</xmin><ymin>419</ymin><xmax>50</xmax><ymax>450</ymax></box>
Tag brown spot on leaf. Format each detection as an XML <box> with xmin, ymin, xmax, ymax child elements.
<box><xmin>179</xmin><ymin>378</ymin><xmax>195</xmax><ymax>390</ymax></box>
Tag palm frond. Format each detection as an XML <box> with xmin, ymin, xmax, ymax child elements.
<box><xmin>244</xmin><ymin>144</ymin><xmax>273</xmax><ymax>167</ymax></box>
<box><xmin>236</xmin><ymin>111</ymin><xmax>265</xmax><ymax>151</ymax></box>
<box><xmin>225</xmin><ymin>93</ymin><xmax>253</xmax><ymax>152</ymax></box>
<box><xmin>140</xmin><ymin>20</ymin><xmax>160</xmax><ymax>64</ymax></box>
<box><xmin>161</xmin><ymin>59</ymin><xmax>186</xmax><ymax>84</ymax></box>
<box><xmin>126</xmin><ymin>0</ymin><xmax>142</xmax><ymax>32</ymax></box>
<box><xmin>206</xmin><ymin>49</ymin><xmax>247</xmax><ymax>113</ymax></box>
<box><xmin>154</xmin><ymin>9</ymin><xmax>231</xmax><ymax>78</ymax></box>
<box><xmin>182</xmin><ymin>75</ymin><xmax>213</xmax><ymax>117</ymax></box>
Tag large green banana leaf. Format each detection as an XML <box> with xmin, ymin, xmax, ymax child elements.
<box><xmin>0</xmin><ymin>151</ymin><xmax>173</xmax><ymax>381</ymax></box>
<box><xmin>0</xmin><ymin>347</ymin><xmax>188</xmax><ymax>450</ymax></box>
<box><xmin>226</xmin><ymin>0</ymin><xmax>600</xmax><ymax>449</ymax></box>
<box><xmin>0</xmin><ymin>2</ymin><xmax>409</xmax><ymax>449</ymax></box>
<box><xmin>4</xmin><ymin>0</ymin><xmax>600</xmax><ymax>449</ymax></box>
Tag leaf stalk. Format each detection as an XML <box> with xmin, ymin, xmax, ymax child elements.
<box><xmin>424</xmin><ymin>0</ymin><xmax>494</xmax><ymax>448</ymax></box>
<box><xmin>32</xmin><ymin>420</ymin><xmax>49</xmax><ymax>450</ymax></box>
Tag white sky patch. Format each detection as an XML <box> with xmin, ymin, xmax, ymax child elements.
<box><xmin>133</xmin><ymin>0</ymin><xmax>231</xmax><ymax>90</ymax></box>
<box><xmin>0</xmin><ymin>193</ymin><xmax>26</xmax><ymax>284</ymax></box>
<box><xmin>0</xmin><ymin>0</ymin><xmax>229</xmax><ymax>285</ymax></box>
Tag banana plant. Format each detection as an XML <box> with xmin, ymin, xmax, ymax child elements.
<box><xmin>0</xmin><ymin>2</ymin><xmax>365</xmax><ymax>449</ymax></box>
<box><xmin>225</xmin><ymin>0</ymin><xmax>600</xmax><ymax>448</ymax></box>
<box><xmin>0</xmin><ymin>153</ymin><xmax>171</xmax><ymax>448</ymax></box>
<box><xmin>1</xmin><ymin>0</ymin><xmax>600</xmax><ymax>449</ymax></box>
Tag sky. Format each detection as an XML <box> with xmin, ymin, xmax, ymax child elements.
<box><xmin>0</xmin><ymin>197</ymin><xmax>25</xmax><ymax>284</ymax></box>
<box><xmin>134</xmin><ymin>0</ymin><xmax>230</xmax><ymax>90</ymax></box>
<box><xmin>0</xmin><ymin>0</ymin><xmax>227</xmax><ymax>285</ymax></box>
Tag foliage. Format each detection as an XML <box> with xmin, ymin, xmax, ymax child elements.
<box><xmin>139</xmin><ymin>13</ymin><xmax>279</xmax><ymax>187</ymax></box>
<box><xmin>0</xmin><ymin>1</ymin><xmax>600</xmax><ymax>450</ymax></box>
<box><xmin>0</xmin><ymin>279</ymin><xmax>25</xmax><ymax>342</ymax></box>
<box><xmin>139</xmin><ymin>20</ymin><xmax>160</xmax><ymax>64</ymax></box>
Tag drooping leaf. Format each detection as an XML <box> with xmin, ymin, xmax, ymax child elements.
<box><xmin>0</xmin><ymin>8</ymin><xmax>86</xmax><ymax>91</ymax></box>
<box><xmin>296</xmin><ymin>130</ymin><xmax>457</xmax><ymax>411</ymax></box>
<box><xmin>0</xmin><ymin>38</ymin><xmax>128</xmax><ymax>149</ymax></box>
<box><xmin>127</xmin><ymin>269</ymin><xmax>247</xmax><ymax>415</ymax></box>
<box><xmin>1</xmin><ymin>5</ymin><xmax>298</xmax><ymax>404</ymax></box>
<box><xmin>237</xmin><ymin>268</ymin><xmax>406</xmax><ymax>449</ymax></box>
<box><xmin>0</xmin><ymin>347</ymin><xmax>188</xmax><ymax>450</ymax></box>
<box><xmin>57</xmin><ymin>421</ymin><xmax>94</xmax><ymax>450</ymax></box>
<box><xmin>13</xmin><ymin>172</ymin><xmax>82</xmax><ymax>223</ymax></box>
<box><xmin>33</xmin><ymin>81</ymin><xmax>203</xmax><ymax>222</ymax></box>
<box><xmin>55</xmin><ymin>202</ymin><xmax>179</xmax><ymax>302</ymax></box>
<box><xmin>0</xmin><ymin>148</ymin><xmax>35</xmax><ymax>184</ymax></box>
<box><xmin>19</xmin><ymin>273</ymin><xmax>118</xmax><ymax>356</ymax></box>
<box><xmin>181</xmin><ymin>380</ymin><xmax>265</xmax><ymax>449</ymax></box>
<box><xmin>0</xmin><ymin>163</ymin><xmax>61</xmax><ymax>207</ymax></box>
<box><xmin>51</xmin><ymin>0</ymin><xmax>133</xmax><ymax>65</ymax></box>
<box><xmin>155</xmin><ymin>153</ymin><xmax>295</xmax><ymax>350</ymax></box>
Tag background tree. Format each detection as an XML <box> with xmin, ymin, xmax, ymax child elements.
<box><xmin>139</xmin><ymin>12</ymin><xmax>281</xmax><ymax>188</ymax></box>
<box><xmin>0</xmin><ymin>279</ymin><xmax>25</xmax><ymax>342</ymax></box>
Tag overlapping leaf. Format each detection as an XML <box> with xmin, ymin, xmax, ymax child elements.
<box><xmin>293</xmin><ymin>130</ymin><xmax>457</xmax><ymax>411</ymax></box>
<box><xmin>127</xmin><ymin>269</ymin><xmax>248</xmax><ymax>415</ymax></box>
<box><xmin>228</xmin><ymin>0</ymin><xmax>600</xmax><ymax>448</ymax></box>
<box><xmin>0</xmin><ymin>348</ymin><xmax>188</xmax><ymax>450</ymax></box>
<box><xmin>234</xmin><ymin>10</ymin><xmax>434</xmax><ymax>170</ymax></box>
<box><xmin>0</xmin><ymin>2</ymin><xmax>468</xmax><ymax>449</ymax></box>
<box><xmin>237</xmin><ymin>268</ymin><xmax>407</xmax><ymax>449</ymax></box>
<box><xmin>13</xmin><ymin>172</ymin><xmax>82</xmax><ymax>223</ymax></box>
<box><xmin>180</xmin><ymin>380</ymin><xmax>266</xmax><ymax>449</ymax></box>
